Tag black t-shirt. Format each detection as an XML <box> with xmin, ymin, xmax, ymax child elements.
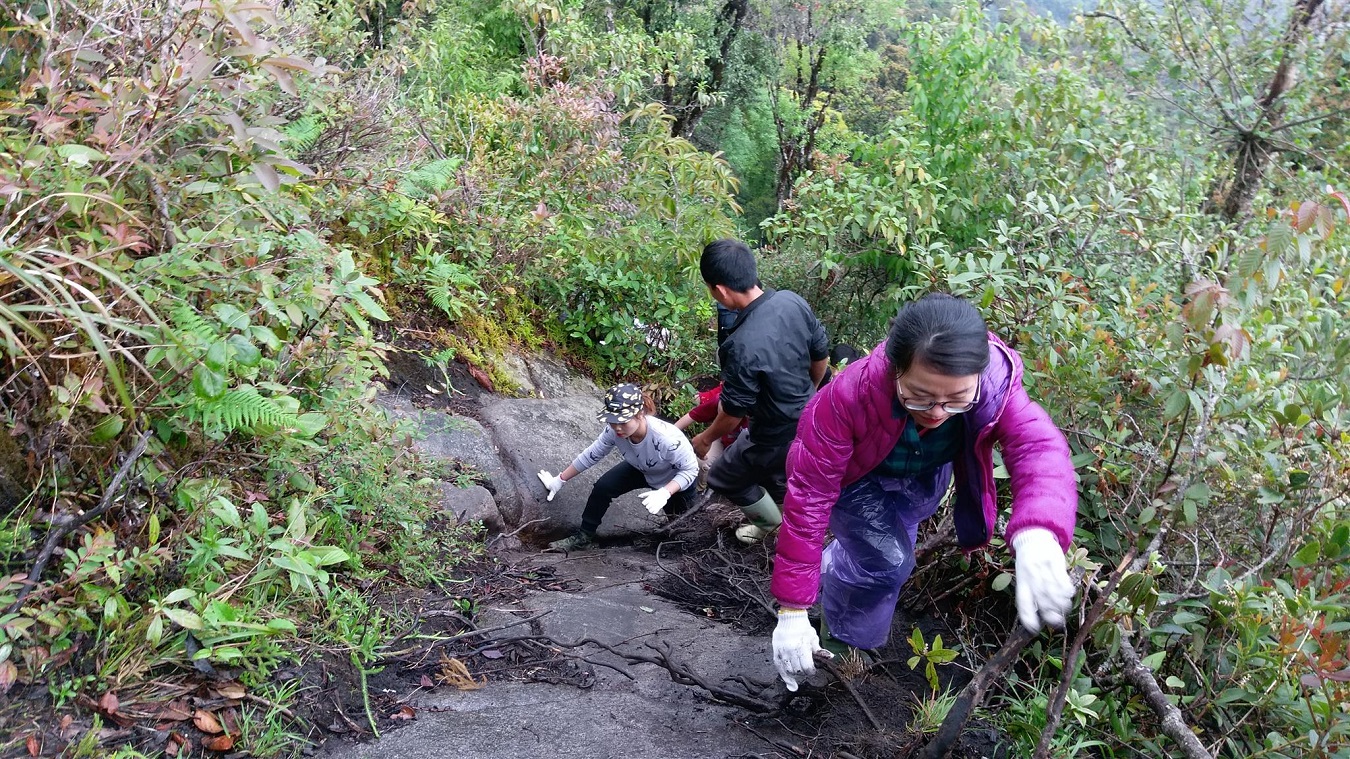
<box><xmin>718</xmin><ymin>289</ymin><xmax>829</xmax><ymax>445</ymax></box>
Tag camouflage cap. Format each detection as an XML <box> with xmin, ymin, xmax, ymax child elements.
<box><xmin>598</xmin><ymin>383</ymin><xmax>644</xmax><ymax>424</ymax></box>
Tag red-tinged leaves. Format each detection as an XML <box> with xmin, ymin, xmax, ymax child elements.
<box><xmin>390</xmin><ymin>705</ymin><xmax>417</xmax><ymax>721</ymax></box>
<box><xmin>0</xmin><ymin>660</ymin><xmax>17</xmax><ymax>694</ymax></box>
<box><xmin>99</xmin><ymin>691</ymin><xmax>119</xmax><ymax>715</ymax></box>
<box><xmin>468</xmin><ymin>366</ymin><xmax>494</xmax><ymax>392</ymax></box>
<box><xmin>204</xmin><ymin>733</ymin><xmax>236</xmax><ymax>752</ymax></box>
<box><xmin>165</xmin><ymin>732</ymin><xmax>185</xmax><ymax>756</ymax></box>
<box><xmin>148</xmin><ymin>699</ymin><xmax>193</xmax><ymax>722</ymax></box>
<box><xmin>1182</xmin><ymin>279</ymin><xmax>1229</xmax><ymax>330</ymax></box>
<box><xmin>1331</xmin><ymin>190</ymin><xmax>1350</xmax><ymax>219</ymax></box>
<box><xmin>1324</xmin><ymin>667</ymin><xmax>1350</xmax><ymax>683</ymax></box>
<box><xmin>420</xmin><ymin>674</ymin><xmax>434</xmax><ymax>687</ymax></box>
<box><xmin>193</xmin><ymin>709</ymin><xmax>224</xmax><ymax>734</ymax></box>
<box><xmin>26</xmin><ymin>734</ymin><xmax>39</xmax><ymax>757</ymax></box>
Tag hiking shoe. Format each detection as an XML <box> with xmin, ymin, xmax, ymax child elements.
<box><xmin>547</xmin><ymin>531</ymin><xmax>597</xmax><ymax>553</ymax></box>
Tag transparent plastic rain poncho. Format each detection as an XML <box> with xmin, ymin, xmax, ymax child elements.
<box><xmin>820</xmin><ymin>465</ymin><xmax>952</xmax><ymax>649</ymax></box>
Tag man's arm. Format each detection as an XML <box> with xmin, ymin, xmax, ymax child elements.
<box><xmin>809</xmin><ymin>358</ymin><xmax>828</xmax><ymax>388</ymax></box>
<box><xmin>691</xmin><ymin>403</ymin><xmax>745</xmax><ymax>458</ymax></box>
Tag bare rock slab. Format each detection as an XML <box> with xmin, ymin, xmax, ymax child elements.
<box><xmin>478</xmin><ymin>397</ymin><xmax>659</xmax><ymax>541</ymax></box>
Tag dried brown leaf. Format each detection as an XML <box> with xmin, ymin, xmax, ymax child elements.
<box><xmin>214</xmin><ymin>681</ymin><xmax>246</xmax><ymax>700</ymax></box>
<box><xmin>26</xmin><ymin>734</ymin><xmax>39</xmax><ymax>757</ymax></box>
<box><xmin>193</xmin><ymin>709</ymin><xmax>224</xmax><ymax>734</ymax></box>
<box><xmin>389</xmin><ymin>705</ymin><xmax>417</xmax><ymax>721</ymax></box>
<box><xmin>148</xmin><ymin>699</ymin><xmax>193</xmax><ymax>721</ymax></box>
<box><xmin>420</xmin><ymin>674</ymin><xmax>434</xmax><ymax>687</ymax></box>
<box><xmin>436</xmin><ymin>653</ymin><xmax>484</xmax><ymax>691</ymax></box>
<box><xmin>0</xmin><ymin>660</ymin><xmax>17</xmax><ymax>694</ymax></box>
<box><xmin>99</xmin><ymin>691</ymin><xmax>119</xmax><ymax>714</ymax></box>
<box><xmin>468</xmin><ymin>366</ymin><xmax>494</xmax><ymax>392</ymax></box>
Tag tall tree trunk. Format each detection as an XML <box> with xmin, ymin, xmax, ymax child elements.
<box><xmin>773</xmin><ymin>48</ymin><xmax>828</xmax><ymax>209</ymax></box>
<box><xmin>668</xmin><ymin>0</ymin><xmax>749</xmax><ymax>138</ymax></box>
<box><xmin>1204</xmin><ymin>0</ymin><xmax>1324</xmax><ymax>220</ymax></box>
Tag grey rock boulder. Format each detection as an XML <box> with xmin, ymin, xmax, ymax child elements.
<box><xmin>378</xmin><ymin>395</ymin><xmax>521</xmax><ymax>524</ymax></box>
<box><xmin>439</xmin><ymin>484</ymin><xmax>503</xmax><ymax>533</ymax></box>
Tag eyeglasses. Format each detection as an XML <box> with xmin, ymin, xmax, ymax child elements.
<box><xmin>895</xmin><ymin>376</ymin><xmax>981</xmax><ymax>414</ymax></box>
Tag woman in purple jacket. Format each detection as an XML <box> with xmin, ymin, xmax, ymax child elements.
<box><xmin>770</xmin><ymin>294</ymin><xmax>1078</xmax><ymax>691</ymax></box>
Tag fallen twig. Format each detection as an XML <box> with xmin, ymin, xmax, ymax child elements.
<box><xmin>821</xmin><ymin>657</ymin><xmax>884</xmax><ymax>732</ymax></box>
<box><xmin>1119</xmin><ymin>636</ymin><xmax>1213</xmax><ymax>758</ymax></box>
<box><xmin>489</xmin><ymin>517</ymin><xmax>549</xmax><ymax>547</ymax></box>
<box><xmin>916</xmin><ymin>623</ymin><xmax>1038</xmax><ymax>759</ymax></box>
<box><xmin>375</xmin><ymin>611</ymin><xmax>550</xmax><ymax>662</ymax></box>
<box><xmin>735</xmin><ymin>720</ymin><xmax>807</xmax><ymax>756</ymax></box>
<box><xmin>10</xmin><ymin>430</ymin><xmax>151</xmax><ymax>613</ymax></box>
<box><xmin>652</xmin><ymin>499</ymin><xmax>705</xmax><ymax>535</ymax></box>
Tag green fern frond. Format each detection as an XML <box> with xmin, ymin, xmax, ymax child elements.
<box><xmin>402</xmin><ymin>158</ymin><xmax>464</xmax><ymax>196</ymax></box>
<box><xmin>284</xmin><ymin>115</ymin><xmax>324</xmax><ymax>152</ymax></box>
<box><xmin>170</xmin><ymin>305</ymin><xmax>218</xmax><ymax>344</ymax></box>
<box><xmin>199</xmin><ymin>386</ymin><xmax>294</xmax><ymax>433</ymax></box>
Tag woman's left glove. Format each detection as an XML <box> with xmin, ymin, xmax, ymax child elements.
<box><xmin>639</xmin><ymin>489</ymin><xmax>671</xmax><ymax>514</ymax></box>
<box><xmin>1012</xmin><ymin>528</ymin><xmax>1075</xmax><ymax>632</ymax></box>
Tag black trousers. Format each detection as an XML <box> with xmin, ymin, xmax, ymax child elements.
<box><xmin>706</xmin><ymin>433</ymin><xmax>790</xmax><ymax>508</ymax></box>
<box><xmin>581</xmin><ymin>462</ymin><xmax>690</xmax><ymax>534</ymax></box>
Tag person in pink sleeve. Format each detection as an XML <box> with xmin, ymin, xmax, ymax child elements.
<box><xmin>769</xmin><ymin>294</ymin><xmax>1078</xmax><ymax>691</ymax></box>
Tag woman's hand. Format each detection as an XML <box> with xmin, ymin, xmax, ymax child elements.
<box><xmin>1011</xmin><ymin>528</ymin><xmax>1075</xmax><ymax>632</ymax></box>
<box><xmin>772</xmin><ymin>608</ymin><xmax>832</xmax><ymax>691</ymax></box>
<box><xmin>639</xmin><ymin>489</ymin><xmax>671</xmax><ymax>514</ymax></box>
<box><xmin>537</xmin><ymin>470</ymin><xmax>565</xmax><ymax>501</ymax></box>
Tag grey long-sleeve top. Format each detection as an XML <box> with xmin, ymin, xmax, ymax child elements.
<box><xmin>571</xmin><ymin>417</ymin><xmax>698</xmax><ymax>492</ymax></box>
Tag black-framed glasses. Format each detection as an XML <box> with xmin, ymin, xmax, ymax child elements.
<box><xmin>895</xmin><ymin>376</ymin><xmax>981</xmax><ymax>414</ymax></box>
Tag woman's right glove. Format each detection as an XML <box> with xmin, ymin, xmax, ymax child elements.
<box><xmin>772</xmin><ymin>608</ymin><xmax>832</xmax><ymax>691</ymax></box>
<box><xmin>537</xmin><ymin>470</ymin><xmax>565</xmax><ymax>501</ymax></box>
<box><xmin>1012</xmin><ymin>527</ymin><xmax>1075</xmax><ymax>632</ymax></box>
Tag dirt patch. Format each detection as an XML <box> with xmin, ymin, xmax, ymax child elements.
<box><xmin>631</xmin><ymin>502</ymin><xmax>1017</xmax><ymax>758</ymax></box>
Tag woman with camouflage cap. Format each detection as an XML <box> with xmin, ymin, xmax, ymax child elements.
<box><xmin>537</xmin><ymin>383</ymin><xmax>699</xmax><ymax>552</ymax></box>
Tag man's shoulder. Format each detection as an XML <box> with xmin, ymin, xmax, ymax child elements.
<box><xmin>764</xmin><ymin>289</ymin><xmax>814</xmax><ymax>313</ymax></box>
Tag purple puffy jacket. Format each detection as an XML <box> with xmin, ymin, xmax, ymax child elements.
<box><xmin>771</xmin><ymin>334</ymin><xmax>1078</xmax><ymax>609</ymax></box>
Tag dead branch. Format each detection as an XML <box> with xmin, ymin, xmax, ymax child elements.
<box><xmin>1119</xmin><ymin>636</ymin><xmax>1214</xmax><ymax>758</ymax></box>
<box><xmin>820</xmin><ymin>657</ymin><xmax>883</xmax><ymax>732</ymax></box>
<box><xmin>1083</xmin><ymin>11</ymin><xmax>1151</xmax><ymax>52</ymax></box>
<box><xmin>9</xmin><ymin>430</ymin><xmax>151</xmax><ymax>613</ymax></box>
<box><xmin>651</xmin><ymin>499</ymin><xmax>705</xmax><ymax>535</ymax></box>
<box><xmin>916</xmin><ymin>623</ymin><xmax>1037</xmax><ymax>759</ymax></box>
<box><xmin>736</xmin><ymin>721</ymin><xmax>807</xmax><ymax>756</ymax></box>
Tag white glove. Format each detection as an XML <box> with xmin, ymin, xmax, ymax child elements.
<box><xmin>640</xmin><ymin>489</ymin><xmax>671</xmax><ymax>515</ymax></box>
<box><xmin>537</xmin><ymin>470</ymin><xmax>565</xmax><ymax>502</ymax></box>
<box><xmin>1012</xmin><ymin>528</ymin><xmax>1075</xmax><ymax>632</ymax></box>
<box><xmin>772</xmin><ymin>609</ymin><xmax>832</xmax><ymax>692</ymax></box>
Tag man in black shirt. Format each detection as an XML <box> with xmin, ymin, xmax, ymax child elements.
<box><xmin>691</xmin><ymin>240</ymin><xmax>829</xmax><ymax>544</ymax></box>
